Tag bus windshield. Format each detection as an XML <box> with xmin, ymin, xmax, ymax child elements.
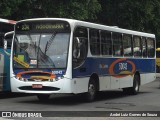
<box><xmin>13</xmin><ymin>32</ymin><xmax>70</xmax><ymax>68</ymax></box>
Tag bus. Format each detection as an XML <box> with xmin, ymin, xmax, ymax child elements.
<box><xmin>0</xmin><ymin>18</ymin><xmax>16</xmax><ymax>92</ymax></box>
<box><xmin>9</xmin><ymin>18</ymin><xmax>156</xmax><ymax>102</ymax></box>
<box><xmin>1</xmin><ymin>31</ymin><xmax>14</xmax><ymax>92</ymax></box>
<box><xmin>156</xmin><ymin>48</ymin><xmax>160</xmax><ymax>72</ymax></box>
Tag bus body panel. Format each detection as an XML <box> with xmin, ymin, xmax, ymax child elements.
<box><xmin>73</xmin><ymin>57</ymin><xmax>155</xmax><ymax>93</ymax></box>
<box><xmin>11</xmin><ymin>77</ymin><xmax>73</xmax><ymax>94</ymax></box>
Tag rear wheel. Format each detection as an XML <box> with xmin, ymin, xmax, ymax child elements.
<box><xmin>131</xmin><ymin>74</ymin><xmax>140</xmax><ymax>95</ymax></box>
<box><xmin>123</xmin><ymin>74</ymin><xmax>140</xmax><ymax>95</ymax></box>
<box><xmin>37</xmin><ymin>94</ymin><xmax>50</xmax><ymax>102</ymax></box>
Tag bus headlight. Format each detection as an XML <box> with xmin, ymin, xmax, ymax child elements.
<box><xmin>55</xmin><ymin>76</ymin><xmax>64</xmax><ymax>81</ymax></box>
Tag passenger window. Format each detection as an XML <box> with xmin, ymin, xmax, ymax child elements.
<box><xmin>90</xmin><ymin>29</ymin><xmax>100</xmax><ymax>55</ymax></box>
<box><xmin>142</xmin><ymin>37</ymin><xmax>147</xmax><ymax>58</ymax></box>
<box><xmin>147</xmin><ymin>38</ymin><xmax>155</xmax><ymax>58</ymax></box>
<box><xmin>123</xmin><ymin>34</ymin><xmax>132</xmax><ymax>56</ymax></box>
<box><xmin>133</xmin><ymin>36</ymin><xmax>142</xmax><ymax>57</ymax></box>
<box><xmin>101</xmin><ymin>31</ymin><xmax>112</xmax><ymax>55</ymax></box>
<box><xmin>113</xmin><ymin>33</ymin><xmax>122</xmax><ymax>56</ymax></box>
<box><xmin>73</xmin><ymin>27</ymin><xmax>88</xmax><ymax>68</ymax></box>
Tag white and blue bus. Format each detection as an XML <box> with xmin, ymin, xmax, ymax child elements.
<box><xmin>0</xmin><ymin>18</ymin><xmax>16</xmax><ymax>92</ymax></box>
<box><xmin>9</xmin><ymin>18</ymin><xmax>156</xmax><ymax>101</ymax></box>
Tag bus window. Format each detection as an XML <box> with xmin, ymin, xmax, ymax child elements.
<box><xmin>89</xmin><ymin>29</ymin><xmax>100</xmax><ymax>55</ymax></box>
<box><xmin>123</xmin><ymin>34</ymin><xmax>132</xmax><ymax>56</ymax></box>
<box><xmin>113</xmin><ymin>32</ymin><xmax>122</xmax><ymax>56</ymax></box>
<box><xmin>142</xmin><ymin>37</ymin><xmax>147</xmax><ymax>58</ymax></box>
<box><xmin>73</xmin><ymin>27</ymin><xmax>88</xmax><ymax>68</ymax></box>
<box><xmin>147</xmin><ymin>38</ymin><xmax>155</xmax><ymax>58</ymax></box>
<box><xmin>133</xmin><ymin>36</ymin><xmax>142</xmax><ymax>57</ymax></box>
<box><xmin>101</xmin><ymin>31</ymin><xmax>112</xmax><ymax>55</ymax></box>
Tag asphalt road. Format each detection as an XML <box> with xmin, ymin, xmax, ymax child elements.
<box><xmin>0</xmin><ymin>75</ymin><xmax>160</xmax><ymax>119</ymax></box>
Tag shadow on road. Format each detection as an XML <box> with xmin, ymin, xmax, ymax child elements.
<box><xmin>0</xmin><ymin>92</ymin><xmax>31</xmax><ymax>99</ymax></box>
<box><xmin>17</xmin><ymin>90</ymin><xmax>151</xmax><ymax>106</ymax></box>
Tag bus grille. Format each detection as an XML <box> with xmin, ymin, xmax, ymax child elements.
<box><xmin>18</xmin><ymin>86</ymin><xmax>60</xmax><ymax>91</ymax></box>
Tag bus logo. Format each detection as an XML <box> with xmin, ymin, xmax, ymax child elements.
<box><xmin>109</xmin><ymin>58</ymin><xmax>136</xmax><ymax>78</ymax></box>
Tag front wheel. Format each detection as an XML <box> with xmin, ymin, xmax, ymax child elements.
<box><xmin>84</xmin><ymin>80</ymin><xmax>97</xmax><ymax>102</ymax></box>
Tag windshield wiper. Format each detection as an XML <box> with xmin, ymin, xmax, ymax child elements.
<box><xmin>44</xmin><ymin>32</ymin><xmax>56</xmax><ymax>54</ymax></box>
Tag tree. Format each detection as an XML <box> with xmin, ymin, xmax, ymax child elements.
<box><xmin>0</xmin><ymin>0</ymin><xmax>101</xmax><ymax>21</ymax></box>
<box><xmin>0</xmin><ymin>0</ymin><xmax>25</xmax><ymax>19</ymax></box>
<box><xmin>98</xmin><ymin>0</ymin><xmax>160</xmax><ymax>42</ymax></box>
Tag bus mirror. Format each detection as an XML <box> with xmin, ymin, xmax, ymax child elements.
<box><xmin>4</xmin><ymin>40</ymin><xmax>7</xmax><ymax>50</ymax></box>
<box><xmin>73</xmin><ymin>37</ymin><xmax>81</xmax><ymax>59</ymax></box>
<box><xmin>3</xmin><ymin>40</ymin><xmax>11</xmax><ymax>56</ymax></box>
<box><xmin>76</xmin><ymin>37</ymin><xmax>80</xmax><ymax>45</ymax></box>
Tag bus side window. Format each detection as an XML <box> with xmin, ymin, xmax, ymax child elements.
<box><xmin>142</xmin><ymin>37</ymin><xmax>147</xmax><ymax>58</ymax></box>
<box><xmin>101</xmin><ymin>31</ymin><xmax>112</xmax><ymax>56</ymax></box>
<box><xmin>147</xmin><ymin>38</ymin><xmax>155</xmax><ymax>58</ymax></box>
<box><xmin>90</xmin><ymin>29</ymin><xmax>100</xmax><ymax>55</ymax></box>
<box><xmin>123</xmin><ymin>34</ymin><xmax>132</xmax><ymax>56</ymax></box>
<box><xmin>112</xmin><ymin>32</ymin><xmax>123</xmax><ymax>56</ymax></box>
<box><xmin>133</xmin><ymin>36</ymin><xmax>142</xmax><ymax>57</ymax></box>
<box><xmin>73</xmin><ymin>27</ymin><xmax>88</xmax><ymax>68</ymax></box>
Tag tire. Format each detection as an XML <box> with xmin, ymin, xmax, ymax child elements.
<box><xmin>131</xmin><ymin>74</ymin><xmax>140</xmax><ymax>95</ymax></box>
<box><xmin>85</xmin><ymin>80</ymin><xmax>97</xmax><ymax>102</ymax></box>
<box><xmin>123</xmin><ymin>74</ymin><xmax>140</xmax><ymax>95</ymax></box>
<box><xmin>37</xmin><ymin>94</ymin><xmax>50</xmax><ymax>102</ymax></box>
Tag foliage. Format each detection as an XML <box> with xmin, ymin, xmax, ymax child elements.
<box><xmin>1</xmin><ymin>0</ymin><xmax>160</xmax><ymax>43</ymax></box>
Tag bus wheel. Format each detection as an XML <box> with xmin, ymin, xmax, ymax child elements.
<box><xmin>123</xmin><ymin>74</ymin><xmax>140</xmax><ymax>95</ymax></box>
<box><xmin>132</xmin><ymin>74</ymin><xmax>140</xmax><ymax>95</ymax></box>
<box><xmin>85</xmin><ymin>80</ymin><xmax>96</xmax><ymax>102</ymax></box>
<box><xmin>37</xmin><ymin>94</ymin><xmax>50</xmax><ymax>102</ymax></box>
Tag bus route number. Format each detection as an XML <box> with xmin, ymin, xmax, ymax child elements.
<box><xmin>119</xmin><ymin>63</ymin><xmax>127</xmax><ymax>71</ymax></box>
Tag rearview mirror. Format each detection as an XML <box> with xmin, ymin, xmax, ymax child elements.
<box><xmin>4</xmin><ymin>40</ymin><xmax>7</xmax><ymax>50</ymax></box>
<box><xmin>73</xmin><ymin>37</ymin><xmax>81</xmax><ymax>59</ymax></box>
<box><xmin>3</xmin><ymin>40</ymin><xmax>11</xmax><ymax>56</ymax></box>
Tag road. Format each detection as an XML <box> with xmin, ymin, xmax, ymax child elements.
<box><xmin>0</xmin><ymin>75</ymin><xmax>160</xmax><ymax>119</ymax></box>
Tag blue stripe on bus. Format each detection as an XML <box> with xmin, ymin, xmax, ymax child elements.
<box><xmin>72</xmin><ymin>57</ymin><xmax>155</xmax><ymax>78</ymax></box>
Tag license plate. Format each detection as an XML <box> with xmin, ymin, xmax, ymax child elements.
<box><xmin>32</xmin><ymin>84</ymin><xmax>42</xmax><ymax>88</ymax></box>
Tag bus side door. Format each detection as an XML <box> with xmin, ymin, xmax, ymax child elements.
<box><xmin>0</xmin><ymin>52</ymin><xmax>4</xmax><ymax>91</ymax></box>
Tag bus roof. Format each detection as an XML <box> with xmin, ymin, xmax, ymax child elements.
<box><xmin>16</xmin><ymin>18</ymin><xmax>155</xmax><ymax>38</ymax></box>
<box><xmin>0</xmin><ymin>18</ymin><xmax>16</xmax><ymax>24</ymax></box>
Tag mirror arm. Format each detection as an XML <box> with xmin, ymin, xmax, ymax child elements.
<box><xmin>4</xmin><ymin>50</ymin><xmax>11</xmax><ymax>56</ymax></box>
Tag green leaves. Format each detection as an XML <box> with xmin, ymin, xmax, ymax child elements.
<box><xmin>1</xmin><ymin>0</ymin><xmax>160</xmax><ymax>42</ymax></box>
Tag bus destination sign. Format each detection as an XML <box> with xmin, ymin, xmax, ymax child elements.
<box><xmin>16</xmin><ymin>20</ymin><xmax>70</xmax><ymax>32</ymax></box>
